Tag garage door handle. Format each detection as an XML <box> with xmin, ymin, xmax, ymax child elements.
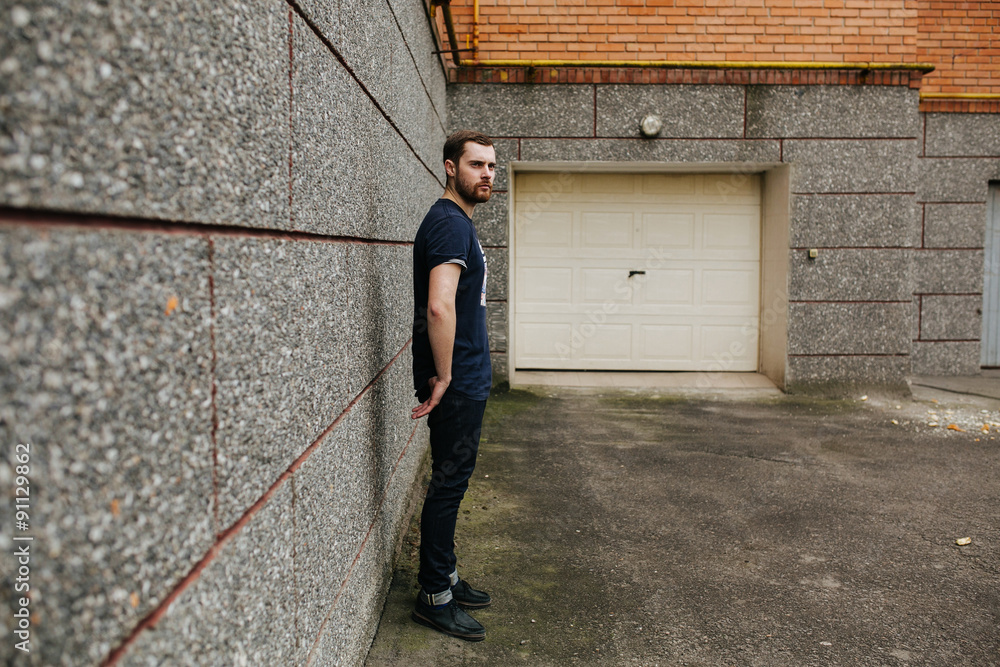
<box><xmin>629</xmin><ymin>270</ymin><xmax>646</xmax><ymax>277</ymax></box>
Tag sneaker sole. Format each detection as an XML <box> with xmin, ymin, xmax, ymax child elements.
<box><xmin>411</xmin><ymin>611</ymin><xmax>486</xmax><ymax>642</ymax></box>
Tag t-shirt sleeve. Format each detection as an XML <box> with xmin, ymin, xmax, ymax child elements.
<box><xmin>424</xmin><ymin>216</ymin><xmax>472</xmax><ymax>272</ymax></box>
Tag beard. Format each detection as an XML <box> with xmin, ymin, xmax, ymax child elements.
<box><xmin>455</xmin><ymin>171</ymin><xmax>492</xmax><ymax>204</ymax></box>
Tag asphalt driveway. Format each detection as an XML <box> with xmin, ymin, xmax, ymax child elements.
<box><xmin>366</xmin><ymin>384</ymin><xmax>1000</xmax><ymax>666</ymax></box>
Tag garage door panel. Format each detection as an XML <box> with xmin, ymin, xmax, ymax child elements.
<box><xmin>581</xmin><ymin>211</ymin><xmax>635</xmax><ymax>249</ymax></box>
<box><xmin>642</xmin><ymin>212</ymin><xmax>696</xmax><ymax>249</ymax></box>
<box><xmin>702</xmin><ymin>173</ymin><xmax>760</xmax><ymax>201</ymax></box>
<box><xmin>517</xmin><ymin>322</ymin><xmax>573</xmax><ymax>361</ymax></box>
<box><xmin>520</xmin><ymin>267</ymin><xmax>573</xmax><ymax>305</ymax></box>
<box><xmin>579</xmin><ymin>172</ymin><xmax>636</xmax><ymax>194</ymax></box>
<box><xmin>581</xmin><ymin>324</ymin><xmax>632</xmax><ymax>361</ymax></box>
<box><xmin>519</xmin><ymin>211</ymin><xmax>573</xmax><ymax>247</ymax></box>
<box><xmin>699</xmin><ymin>324</ymin><xmax>759</xmax><ymax>370</ymax></box>
<box><xmin>703</xmin><ymin>213</ymin><xmax>758</xmax><ymax>253</ymax></box>
<box><xmin>642</xmin><ymin>174</ymin><xmax>698</xmax><ymax>195</ymax></box>
<box><xmin>514</xmin><ymin>172</ymin><xmax>761</xmax><ymax>372</ymax></box>
<box><xmin>520</xmin><ymin>172</ymin><xmax>572</xmax><ymax>194</ymax></box>
<box><xmin>640</xmin><ymin>269</ymin><xmax>695</xmax><ymax>306</ymax></box>
<box><xmin>640</xmin><ymin>325</ymin><xmax>694</xmax><ymax>361</ymax></box>
<box><xmin>701</xmin><ymin>269</ymin><xmax>758</xmax><ymax>306</ymax></box>
<box><xmin>583</xmin><ymin>269</ymin><xmax>635</xmax><ymax>304</ymax></box>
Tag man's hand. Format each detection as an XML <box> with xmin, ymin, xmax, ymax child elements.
<box><xmin>412</xmin><ymin>376</ymin><xmax>450</xmax><ymax>419</ymax></box>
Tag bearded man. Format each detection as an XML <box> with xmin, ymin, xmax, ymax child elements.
<box><xmin>409</xmin><ymin>130</ymin><xmax>496</xmax><ymax>641</ymax></box>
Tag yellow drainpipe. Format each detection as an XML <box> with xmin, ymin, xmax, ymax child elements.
<box><xmin>459</xmin><ymin>59</ymin><xmax>936</xmax><ymax>71</ymax></box>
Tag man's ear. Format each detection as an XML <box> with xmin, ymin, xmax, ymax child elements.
<box><xmin>444</xmin><ymin>159</ymin><xmax>456</xmax><ymax>179</ymax></box>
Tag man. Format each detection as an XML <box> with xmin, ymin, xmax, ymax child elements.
<box><xmin>410</xmin><ymin>130</ymin><xmax>496</xmax><ymax>641</ymax></box>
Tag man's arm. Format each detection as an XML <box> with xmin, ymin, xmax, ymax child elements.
<box><xmin>412</xmin><ymin>262</ymin><xmax>462</xmax><ymax>419</ymax></box>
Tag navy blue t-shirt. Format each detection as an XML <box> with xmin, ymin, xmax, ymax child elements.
<box><xmin>412</xmin><ymin>199</ymin><xmax>492</xmax><ymax>400</ymax></box>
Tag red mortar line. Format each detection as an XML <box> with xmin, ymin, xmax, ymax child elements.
<box><xmin>788</xmin><ymin>299</ymin><xmax>912</xmax><ymax>304</ymax></box>
<box><xmin>492</xmin><ymin>136</ymin><xmax>779</xmax><ymax>142</ymax></box>
<box><xmin>207</xmin><ymin>239</ymin><xmax>221</xmax><ymax>536</ymax></box>
<box><xmin>288</xmin><ymin>9</ymin><xmax>296</xmax><ymax>228</ymax></box>
<box><xmin>303</xmin><ymin>420</ymin><xmax>421</xmax><ymax>666</ymax></box>
<box><xmin>742</xmin><ymin>88</ymin><xmax>748</xmax><ymax>139</ymax></box>
<box><xmin>757</xmin><ymin>136</ymin><xmax>919</xmax><ymax>141</ymax></box>
<box><xmin>920</xmin><ymin>201</ymin><xmax>926</xmax><ymax>247</ymax></box>
<box><xmin>103</xmin><ymin>340</ymin><xmax>413</xmax><ymax>666</ymax></box>
<box><xmin>914</xmin><ymin>292</ymin><xmax>983</xmax><ymax>297</ymax></box>
<box><xmin>0</xmin><ymin>208</ymin><xmax>413</xmax><ymax>246</ymax></box>
<box><xmin>285</xmin><ymin>0</ymin><xmax>444</xmax><ymax>190</ymax></box>
<box><xmin>787</xmin><ymin>353</ymin><xmax>910</xmax><ymax>357</ymax></box>
<box><xmin>917</xmin><ymin>294</ymin><xmax>923</xmax><ymax>340</ymax></box>
<box><xmin>919</xmin><ymin>200</ymin><xmax>988</xmax><ymax>204</ymax></box>
<box><xmin>915</xmin><ymin>247</ymin><xmax>984</xmax><ymax>251</ymax></box>
<box><xmin>920</xmin><ymin>154</ymin><xmax>1000</xmax><ymax>159</ymax></box>
<box><xmin>790</xmin><ymin>246</ymin><xmax>916</xmax><ymax>250</ymax></box>
<box><xmin>792</xmin><ymin>191</ymin><xmax>917</xmax><ymax>196</ymax></box>
<box><xmin>592</xmin><ymin>86</ymin><xmax>598</xmax><ymax>138</ymax></box>
<box><xmin>381</xmin><ymin>0</ymin><xmax>448</xmax><ymax>139</ymax></box>
<box><xmin>921</xmin><ymin>113</ymin><xmax>927</xmax><ymax>157</ymax></box>
<box><xmin>916</xmin><ymin>338</ymin><xmax>981</xmax><ymax>343</ymax></box>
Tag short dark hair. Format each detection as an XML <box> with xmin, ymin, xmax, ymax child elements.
<box><xmin>443</xmin><ymin>130</ymin><xmax>493</xmax><ymax>167</ymax></box>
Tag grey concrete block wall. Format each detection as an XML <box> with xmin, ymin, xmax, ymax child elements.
<box><xmin>212</xmin><ymin>237</ymin><xmax>351</xmax><ymax>528</ymax></box>
<box><xmin>918</xmin><ymin>295</ymin><xmax>982</xmax><ymax>341</ymax></box>
<box><xmin>597</xmin><ymin>85</ymin><xmax>745</xmax><ymax>138</ymax></box>
<box><xmin>923</xmin><ymin>203</ymin><xmax>987</xmax><ymax>249</ymax></box>
<box><xmin>784</xmin><ymin>140</ymin><xmax>917</xmax><ymax>193</ymax></box>
<box><xmin>121</xmin><ymin>485</ymin><xmax>300</xmax><ymax>666</ymax></box>
<box><xmin>789</xmin><ymin>249</ymin><xmax>912</xmax><ymax>302</ymax></box>
<box><xmin>747</xmin><ymin>86</ymin><xmax>919</xmax><ymax>139</ymax></box>
<box><xmin>0</xmin><ymin>1</ymin><xmax>291</xmax><ymax>228</ymax></box>
<box><xmin>0</xmin><ymin>228</ymin><xmax>216</xmax><ymax>665</ymax></box>
<box><xmin>924</xmin><ymin>113</ymin><xmax>1000</xmax><ymax>157</ymax></box>
<box><xmin>1</xmin><ymin>0</ymin><xmax>444</xmax><ymax>664</ymax></box>
<box><xmin>790</xmin><ymin>195</ymin><xmax>919</xmax><ymax>248</ymax></box>
<box><xmin>913</xmin><ymin>112</ymin><xmax>999</xmax><ymax>375</ymax></box>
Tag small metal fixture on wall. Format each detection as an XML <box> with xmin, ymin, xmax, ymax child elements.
<box><xmin>640</xmin><ymin>114</ymin><xmax>663</xmax><ymax>138</ymax></box>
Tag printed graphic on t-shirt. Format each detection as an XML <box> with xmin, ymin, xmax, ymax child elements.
<box><xmin>479</xmin><ymin>240</ymin><xmax>488</xmax><ymax>306</ymax></box>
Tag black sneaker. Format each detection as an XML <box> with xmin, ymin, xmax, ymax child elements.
<box><xmin>411</xmin><ymin>597</ymin><xmax>486</xmax><ymax>642</ymax></box>
<box><xmin>451</xmin><ymin>579</ymin><xmax>492</xmax><ymax>610</ymax></box>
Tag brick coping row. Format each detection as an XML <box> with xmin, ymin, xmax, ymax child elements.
<box><xmin>450</xmin><ymin>65</ymin><xmax>928</xmax><ymax>87</ymax></box>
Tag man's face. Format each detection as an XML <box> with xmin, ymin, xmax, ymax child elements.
<box><xmin>448</xmin><ymin>142</ymin><xmax>496</xmax><ymax>205</ymax></box>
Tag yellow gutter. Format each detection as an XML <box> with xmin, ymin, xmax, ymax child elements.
<box><xmin>460</xmin><ymin>59</ymin><xmax>936</xmax><ymax>72</ymax></box>
<box><xmin>920</xmin><ymin>92</ymin><xmax>1000</xmax><ymax>100</ymax></box>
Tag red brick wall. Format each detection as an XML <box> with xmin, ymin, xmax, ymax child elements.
<box><xmin>437</xmin><ymin>0</ymin><xmax>1000</xmax><ymax>101</ymax></box>
<box><xmin>917</xmin><ymin>1</ymin><xmax>1000</xmax><ymax>96</ymax></box>
<box><xmin>440</xmin><ymin>0</ymin><xmax>918</xmax><ymax>63</ymax></box>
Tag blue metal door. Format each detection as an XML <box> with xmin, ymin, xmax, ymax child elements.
<box><xmin>984</xmin><ymin>183</ymin><xmax>1000</xmax><ymax>367</ymax></box>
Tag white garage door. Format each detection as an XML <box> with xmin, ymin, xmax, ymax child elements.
<box><xmin>513</xmin><ymin>172</ymin><xmax>761</xmax><ymax>372</ymax></box>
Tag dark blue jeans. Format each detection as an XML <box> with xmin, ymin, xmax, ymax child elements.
<box><xmin>417</xmin><ymin>387</ymin><xmax>488</xmax><ymax>595</ymax></box>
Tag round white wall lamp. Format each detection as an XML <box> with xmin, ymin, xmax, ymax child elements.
<box><xmin>640</xmin><ymin>114</ymin><xmax>663</xmax><ymax>138</ymax></box>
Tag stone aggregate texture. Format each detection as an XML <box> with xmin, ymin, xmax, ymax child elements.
<box><xmin>913</xmin><ymin>110</ymin><xmax>1000</xmax><ymax>374</ymax></box>
<box><xmin>367</xmin><ymin>387</ymin><xmax>1000</xmax><ymax>666</ymax></box>
<box><xmin>0</xmin><ymin>0</ymin><xmax>291</xmax><ymax>228</ymax></box>
<box><xmin>0</xmin><ymin>228</ymin><xmax>215</xmax><ymax>666</ymax></box>
<box><xmin>0</xmin><ymin>0</ymin><xmax>446</xmax><ymax>664</ymax></box>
